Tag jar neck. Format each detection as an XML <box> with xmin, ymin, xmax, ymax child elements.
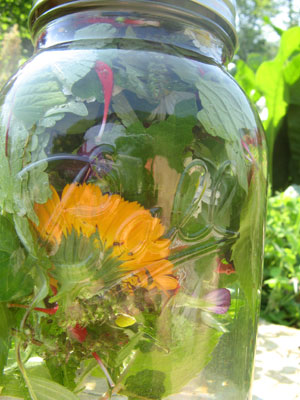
<box><xmin>34</xmin><ymin>7</ymin><xmax>234</xmax><ymax>65</ymax></box>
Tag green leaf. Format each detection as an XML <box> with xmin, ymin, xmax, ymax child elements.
<box><xmin>232</xmin><ymin>170</ymin><xmax>266</xmax><ymax>318</ymax></box>
<box><xmin>13</xmin><ymin>215</ymin><xmax>38</xmax><ymax>256</ymax></box>
<box><xmin>38</xmin><ymin>101</ymin><xmax>88</xmax><ymax>128</ymax></box>
<box><xmin>0</xmin><ymin>374</ymin><xmax>30</xmax><ymax>399</ymax></box>
<box><xmin>125</xmin><ymin>370</ymin><xmax>166</xmax><ymax>400</ymax></box>
<box><xmin>0</xmin><ymin>215</ymin><xmax>19</xmax><ymax>254</ymax></box>
<box><xmin>256</xmin><ymin>27</ymin><xmax>300</xmax><ymax>176</ymax></box>
<box><xmin>234</xmin><ymin>60</ymin><xmax>261</xmax><ymax>102</ymax></box>
<box><xmin>225</xmin><ymin>141</ymin><xmax>248</xmax><ymax>192</ymax></box>
<box><xmin>146</xmin><ymin>116</ymin><xmax>194</xmax><ymax>172</ymax></box>
<box><xmin>51</xmin><ymin>51</ymin><xmax>99</xmax><ymax>91</ymax></box>
<box><xmin>71</xmin><ymin>69</ymin><xmax>103</xmax><ymax>102</ymax></box>
<box><xmin>122</xmin><ymin>312</ymin><xmax>222</xmax><ymax>397</ymax></box>
<box><xmin>100</xmin><ymin>124</ymin><xmax>127</xmax><ymax>146</ymax></box>
<box><xmin>0</xmin><ymin>304</ymin><xmax>11</xmax><ymax>375</ymax></box>
<box><xmin>12</xmin><ymin>72</ymin><xmax>67</xmax><ymax>129</ymax></box>
<box><xmin>112</xmin><ymin>92</ymin><xmax>139</xmax><ymax>127</ymax></box>
<box><xmin>27</xmin><ymin>375</ymin><xmax>80</xmax><ymax>400</ymax></box>
<box><xmin>115</xmin><ymin>154</ymin><xmax>155</xmax><ymax>207</ymax></box>
<box><xmin>196</xmin><ymin>74</ymin><xmax>256</xmax><ymax>191</ymax></box>
<box><xmin>196</xmin><ymin>74</ymin><xmax>256</xmax><ymax>142</ymax></box>
<box><xmin>0</xmin><ymin>249</ymin><xmax>34</xmax><ymax>302</ymax></box>
<box><xmin>174</xmin><ymin>95</ymin><xmax>198</xmax><ymax>118</ymax></box>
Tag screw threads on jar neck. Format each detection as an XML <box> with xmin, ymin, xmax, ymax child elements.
<box><xmin>29</xmin><ymin>0</ymin><xmax>237</xmax><ymax>62</ymax></box>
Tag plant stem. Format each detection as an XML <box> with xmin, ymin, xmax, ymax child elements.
<box><xmin>16</xmin><ymin>305</ymin><xmax>38</xmax><ymax>400</ymax></box>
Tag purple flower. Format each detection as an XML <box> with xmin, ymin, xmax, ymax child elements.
<box><xmin>203</xmin><ymin>288</ymin><xmax>231</xmax><ymax>314</ymax></box>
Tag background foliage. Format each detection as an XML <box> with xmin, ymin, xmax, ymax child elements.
<box><xmin>261</xmin><ymin>186</ymin><xmax>300</xmax><ymax>328</ymax></box>
<box><xmin>0</xmin><ymin>0</ymin><xmax>300</xmax><ymax>328</ymax></box>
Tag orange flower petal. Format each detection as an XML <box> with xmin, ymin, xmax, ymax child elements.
<box><xmin>32</xmin><ymin>183</ymin><xmax>177</xmax><ymax>293</ymax></box>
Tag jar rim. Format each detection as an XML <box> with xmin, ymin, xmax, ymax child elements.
<box><xmin>29</xmin><ymin>0</ymin><xmax>237</xmax><ymax>52</ymax></box>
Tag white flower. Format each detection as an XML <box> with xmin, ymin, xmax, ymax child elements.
<box><xmin>193</xmin><ymin>174</ymin><xmax>220</xmax><ymax>217</ymax></box>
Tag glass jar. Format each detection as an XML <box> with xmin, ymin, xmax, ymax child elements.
<box><xmin>0</xmin><ymin>1</ymin><xmax>267</xmax><ymax>399</ymax></box>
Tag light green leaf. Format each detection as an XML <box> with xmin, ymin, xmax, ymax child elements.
<box><xmin>196</xmin><ymin>74</ymin><xmax>256</xmax><ymax>142</ymax></box>
<box><xmin>12</xmin><ymin>72</ymin><xmax>66</xmax><ymax>129</ymax></box>
<box><xmin>256</xmin><ymin>26</ymin><xmax>300</xmax><ymax>175</ymax></box>
<box><xmin>28</xmin><ymin>376</ymin><xmax>80</xmax><ymax>400</ymax></box>
<box><xmin>112</xmin><ymin>92</ymin><xmax>139</xmax><ymax>127</ymax></box>
<box><xmin>52</xmin><ymin>52</ymin><xmax>99</xmax><ymax>91</ymax></box>
<box><xmin>122</xmin><ymin>312</ymin><xmax>222</xmax><ymax>397</ymax></box>
<box><xmin>283</xmin><ymin>53</ymin><xmax>300</xmax><ymax>87</ymax></box>
<box><xmin>225</xmin><ymin>141</ymin><xmax>248</xmax><ymax>192</ymax></box>
<box><xmin>43</xmin><ymin>101</ymin><xmax>88</xmax><ymax>118</ymax></box>
<box><xmin>174</xmin><ymin>95</ymin><xmax>197</xmax><ymax>118</ymax></box>
<box><xmin>99</xmin><ymin>123</ymin><xmax>127</xmax><ymax>146</ymax></box>
<box><xmin>0</xmin><ymin>374</ymin><xmax>30</xmax><ymax>399</ymax></box>
<box><xmin>234</xmin><ymin>59</ymin><xmax>261</xmax><ymax>102</ymax></box>
<box><xmin>196</xmin><ymin>75</ymin><xmax>252</xmax><ymax>192</ymax></box>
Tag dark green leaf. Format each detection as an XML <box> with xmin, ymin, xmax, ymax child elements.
<box><xmin>0</xmin><ymin>304</ymin><xmax>11</xmax><ymax>375</ymax></box>
<box><xmin>0</xmin><ymin>248</ymin><xmax>34</xmax><ymax>302</ymax></box>
<box><xmin>125</xmin><ymin>370</ymin><xmax>166</xmax><ymax>400</ymax></box>
<box><xmin>146</xmin><ymin>116</ymin><xmax>194</xmax><ymax>172</ymax></box>
<box><xmin>0</xmin><ymin>215</ymin><xmax>19</xmax><ymax>254</ymax></box>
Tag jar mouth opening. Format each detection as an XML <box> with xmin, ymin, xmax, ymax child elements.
<box><xmin>29</xmin><ymin>0</ymin><xmax>237</xmax><ymax>54</ymax></box>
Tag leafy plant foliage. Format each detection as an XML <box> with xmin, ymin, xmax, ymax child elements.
<box><xmin>261</xmin><ymin>186</ymin><xmax>300</xmax><ymax>328</ymax></box>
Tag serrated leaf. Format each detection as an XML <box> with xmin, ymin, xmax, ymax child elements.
<box><xmin>12</xmin><ymin>72</ymin><xmax>66</xmax><ymax>129</ymax></box>
<box><xmin>44</xmin><ymin>101</ymin><xmax>88</xmax><ymax>118</ymax></box>
<box><xmin>196</xmin><ymin>75</ymin><xmax>256</xmax><ymax>142</ymax></box>
<box><xmin>52</xmin><ymin>52</ymin><xmax>99</xmax><ymax>91</ymax></box>
<box><xmin>196</xmin><ymin>75</ymin><xmax>252</xmax><ymax>192</ymax></box>
<box><xmin>0</xmin><ymin>118</ymin><xmax>29</xmax><ymax>215</ymax></box>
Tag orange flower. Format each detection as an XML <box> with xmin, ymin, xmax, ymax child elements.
<box><xmin>33</xmin><ymin>183</ymin><xmax>178</xmax><ymax>292</ymax></box>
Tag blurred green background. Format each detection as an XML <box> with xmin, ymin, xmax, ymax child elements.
<box><xmin>0</xmin><ymin>0</ymin><xmax>300</xmax><ymax>328</ymax></box>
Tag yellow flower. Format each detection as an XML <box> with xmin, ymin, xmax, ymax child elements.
<box><xmin>33</xmin><ymin>183</ymin><xmax>178</xmax><ymax>292</ymax></box>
